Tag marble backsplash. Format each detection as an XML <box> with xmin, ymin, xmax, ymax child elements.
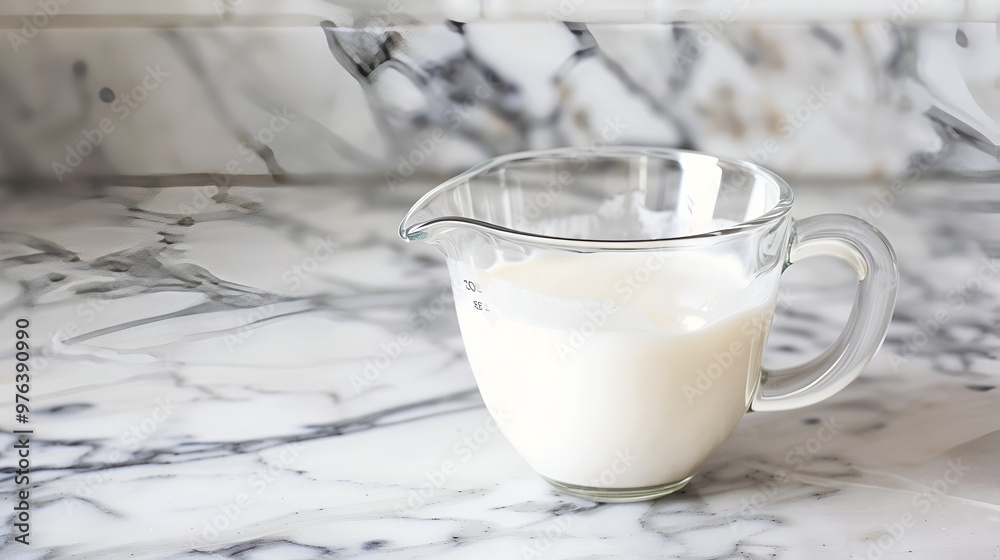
<box><xmin>0</xmin><ymin>3</ymin><xmax>997</xmax><ymax>186</ymax></box>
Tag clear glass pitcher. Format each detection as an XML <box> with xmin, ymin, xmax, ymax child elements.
<box><xmin>400</xmin><ymin>146</ymin><xmax>898</xmax><ymax>502</ymax></box>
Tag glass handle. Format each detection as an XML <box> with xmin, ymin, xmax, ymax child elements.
<box><xmin>751</xmin><ymin>214</ymin><xmax>899</xmax><ymax>412</ymax></box>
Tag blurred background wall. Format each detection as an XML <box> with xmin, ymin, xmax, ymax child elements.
<box><xmin>0</xmin><ymin>0</ymin><xmax>997</xmax><ymax>188</ymax></box>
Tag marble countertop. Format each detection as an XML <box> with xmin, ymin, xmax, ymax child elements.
<box><xmin>1</xmin><ymin>180</ymin><xmax>999</xmax><ymax>559</ymax></box>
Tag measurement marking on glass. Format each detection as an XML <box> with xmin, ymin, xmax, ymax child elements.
<box><xmin>462</xmin><ymin>280</ymin><xmax>482</xmax><ymax>293</ymax></box>
<box><xmin>464</xmin><ymin>279</ymin><xmax>488</xmax><ymax>311</ymax></box>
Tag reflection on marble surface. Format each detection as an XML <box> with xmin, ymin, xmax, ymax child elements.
<box><xmin>0</xmin><ymin>180</ymin><xmax>998</xmax><ymax>558</ymax></box>
<box><xmin>0</xmin><ymin>15</ymin><xmax>997</xmax><ymax>183</ymax></box>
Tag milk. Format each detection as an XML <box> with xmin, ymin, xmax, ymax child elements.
<box><xmin>452</xmin><ymin>251</ymin><xmax>778</xmax><ymax>489</ymax></box>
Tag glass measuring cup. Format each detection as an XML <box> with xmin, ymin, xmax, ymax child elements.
<box><xmin>400</xmin><ymin>146</ymin><xmax>898</xmax><ymax>502</ymax></box>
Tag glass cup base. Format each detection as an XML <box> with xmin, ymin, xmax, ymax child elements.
<box><xmin>541</xmin><ymin>475</ymin><xmax>694</xmax><ymax>503</ymax></box>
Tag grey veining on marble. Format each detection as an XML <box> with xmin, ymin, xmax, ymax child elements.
<box><xmin>0</xmin><ymin>10</ymin><xmax>997</xmax><ymax>184</ymax></box>
<box><xmin>0</xmin><ymin>180</ymin><xmax>998</xmax><ymax>559</ymax></box>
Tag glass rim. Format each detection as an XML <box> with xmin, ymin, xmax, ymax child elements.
<box><xmin>400</xmin><ymin>145</ymin><xmax>794</xmax><ymax>250</ymax></box>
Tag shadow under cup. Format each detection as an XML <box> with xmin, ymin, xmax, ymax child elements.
<box><xmin>401</xmin><ymin>147</ymin><xmax>897</xmax><ymax>502</ymax></box>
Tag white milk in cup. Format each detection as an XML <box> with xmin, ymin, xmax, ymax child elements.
<box><xmin>401</xmin><ymin>147</ymin><xmax>898</xmax><ymax>502</ymax></box>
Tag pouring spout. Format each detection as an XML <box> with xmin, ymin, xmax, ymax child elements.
<box><xmin>399</xmin><ymin>186</ymin><xmax>441</xmax><ymax>242</ymax></box>
<box><xmin>398</xmin><ymin>217</ymin><xmax>430</xmax><ymax>242</ymax></box>
<box><xmin>399</xmin><ymin>177</ymin><xmax>497</xmax><ymax>262</ymax></box>
<box><xmin>399</xmin><ymin>218</ymin><xmax>460</xmax><ymax>242</ymax></box>
<box><xmin>399</xmin><ymin>163</ymin><xmax>488</xmax><ymax>243</ymax></box>
<box><xmin>398</xmin><ymin>186</ymin><xmax>462</xmax><ymax>243</ymax></box>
